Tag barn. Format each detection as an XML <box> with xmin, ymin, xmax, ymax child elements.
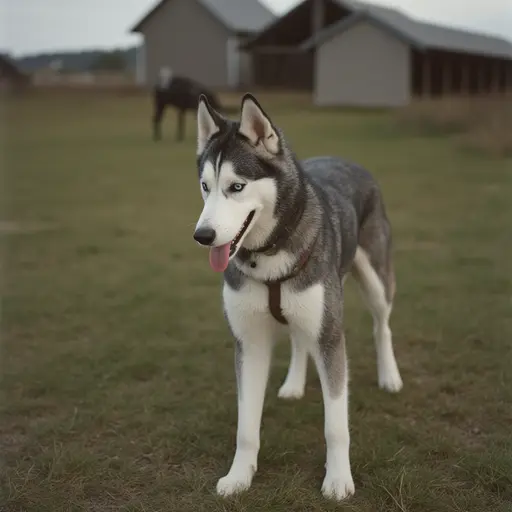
<box><xmin>130</xmin><ymin>0</ymin><xmax>275</xmax><ymax>89</ymax></box>
<box><xmin>241</xmin><ymin>0</ymin><xmax>512</xmax><ymax>107</ymax></box>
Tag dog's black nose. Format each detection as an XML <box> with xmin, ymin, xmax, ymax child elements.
<box><xmin>193</xmin><ymin>227</ymin><xmax>216</xmax><ymax>246</ymax></box>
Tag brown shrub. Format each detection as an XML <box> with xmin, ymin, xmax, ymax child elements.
<box><xmin>397</xmin><ymin>92</ymin><xmax>512</xmax><ymax>158</ymax></box>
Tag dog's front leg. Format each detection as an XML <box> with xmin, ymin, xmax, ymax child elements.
<box><xmin>217</xmin><ymin>286</ymin><xmax>276</xmax><ymax>497</ymax></box>
<box><xmin>310</xmin><ymin>325</ymin><xmax>355</xmax><ymax>500</ymax></box>
<box><xmin>289</xmin><ymin>283</ymin><xmax>355</xmax><ymax>501</ymax></box>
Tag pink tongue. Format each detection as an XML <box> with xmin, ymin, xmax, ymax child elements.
<box><xmin>209</xmin><ymin>243</ymin><xmax>231</xmax><ymax>272</ymax></box>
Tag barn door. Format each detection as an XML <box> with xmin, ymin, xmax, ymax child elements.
<box><xmin>226</xmin><ymin>37</ymin><xmax>240</xmax><ymax>89</ymax></box>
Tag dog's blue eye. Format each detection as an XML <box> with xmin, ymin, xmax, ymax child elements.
<box><xmin>230</xmin><ymin>183</ymin><xmax>245</xmax><ymax>193</ymax></box>
<box><xmin>201</xmin><ymin>182</ymin><xmax>209</xmax><ymax>192</ymax></box>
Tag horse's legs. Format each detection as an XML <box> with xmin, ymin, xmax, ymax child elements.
<box><xmin>176</xmin><ymin>109</ymin><xmax>186</xmax><ymax>142</ymax></box>
<box><xmin>153</xmin><ymin>96</ymin><xmax>165</xmax><ymax>141</ymax></box>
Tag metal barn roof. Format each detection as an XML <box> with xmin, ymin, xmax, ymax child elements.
<box><xmin>131</xmin><ymin>0</ymin><xmax>275</xmax><ymax>34</ymax></box>
<box><xmin>303</xmin><ymin>0</ymin><xmax>512</xmax><ymax>59</ymax></box>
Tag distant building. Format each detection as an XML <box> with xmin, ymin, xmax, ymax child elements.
<box><xmin>241</xmin><ymin>0</ymin><xmax>512</xmax><ymax>107</ymax></box>
<box><xmin>130</xmin><ymin>0</ymin><xmax>275</xmax><ymax>89</ymax></box>
<box><xmin>49</xmin><ymin>59</ymin><xmax>64</xmax><ymax>72</ymax></box>
<box><xmin>0</xmin><ymin>54</ymin><xmax>31</xmax><ymax>92</ymax></box>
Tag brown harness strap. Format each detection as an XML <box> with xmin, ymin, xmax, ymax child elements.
<box><xmin>267</xmin><ymin>281</ymin><xmax>288</xmax><ymax>324</ymax></box>
<box><xmin>264</xmin><ymin>248</ymin><xmax>314</xmax><ymax>325</ymax></box>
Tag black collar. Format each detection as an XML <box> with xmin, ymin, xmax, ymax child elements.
<box><xmin>238</xmin><ymin>188</ymin><xmax>307</xmax><ymax>260</ymax></box>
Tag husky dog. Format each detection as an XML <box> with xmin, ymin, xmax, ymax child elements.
<box><xmin>192</xmin><ymin>93</ymin><xmax>403</xmax><ymax>501</ymax></box>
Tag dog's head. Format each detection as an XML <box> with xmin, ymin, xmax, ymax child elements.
<box><xmin>193</xmin><ymin>93</ymin><xmax>291</xmax><ymax>272</ymax></box>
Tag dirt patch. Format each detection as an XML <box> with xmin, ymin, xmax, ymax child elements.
<box><xmin>0</xmin><ymin>221</ymin><xmax>59</xmax><ymax>235</ymax></box>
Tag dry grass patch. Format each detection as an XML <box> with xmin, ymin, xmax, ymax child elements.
<box><xmin>0</xmin><ymin>220</ymin><xmax>60</xmax><ymax>235</ymax></box>
<box><xmin>397</xmin><ymin>93</ymin><xmax>512</xmax><ymax>157</ymax></box>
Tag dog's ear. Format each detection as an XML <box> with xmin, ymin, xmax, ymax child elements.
<box><xmin>238</xmin><ymin>93</ymin><xmax>280</xmax><ymax>155</ymax></box>
<box><xmin>197</xmin><ymin>94</ymin><xmax>223</xmax><ymax>155</ymax></box>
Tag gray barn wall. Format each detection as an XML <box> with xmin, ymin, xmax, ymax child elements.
<box><xmin>140</xmin><ymin>0</ymin><xmax>231</xmax><ymax>88</ymax></box>
<box><xmin>314</xmin><ymin>20</ymin><xmax>411</xmax><ymax>107</ymax></box>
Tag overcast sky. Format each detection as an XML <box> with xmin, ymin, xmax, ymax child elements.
<box><xmin>1</xmin><ymin>0</ymin><xmax>511</xmax><ymax>57</ymax></box>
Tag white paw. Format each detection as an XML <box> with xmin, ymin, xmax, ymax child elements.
<box><xmin>216</xmin><ymin>470</ymin><xmax>254</xmax><ymax>497</ymax></box>
<box><xmin>378</xmin><ymin>368</ymin><xmax>403</xmax><ymax>393</ymax></box>
<box><xmin>321</xmin><ymin>471</ymin><xmax>355</xmax><ymax>501</ymax></box>
<box><xmin>278</xmin><ymin>382</ymin><xmax>305</xmax><ymax>400</ymax></box>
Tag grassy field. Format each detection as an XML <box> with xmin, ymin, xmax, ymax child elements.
<box><xmin>2</xmin><ymin>90</ymin><xmax>511</xmax><ymax>512</ymax></box>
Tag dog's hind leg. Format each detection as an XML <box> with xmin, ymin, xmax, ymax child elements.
<box><xmin>278</xmin><ymin>336</ymin><xmax>308</xmax><ymax>400</ymax></box>
<box><xmin>352</xmin><ymin>236</ymin><xmax>403</xmax><ymax>393</ymax></box>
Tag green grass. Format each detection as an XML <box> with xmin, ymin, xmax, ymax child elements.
<box><xmin>2</xmin><ymin>90</ymin><xmax>512</xmax><ymax>512</ymax></box>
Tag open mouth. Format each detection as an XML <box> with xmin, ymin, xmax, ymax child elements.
<box><xmin>229</xmin><ymin>210</ymin><xmax>255</xmax><ymax>257</ymax></box>
<box><xmin>209</xmin><ymin>210</ymin><xmax>256</xmax><ymax>272</ymax></box>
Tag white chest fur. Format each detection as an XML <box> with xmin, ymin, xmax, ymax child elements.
<box><xmin>223</xmin><ymin>278</ymin><xmax>325</xmax><ymax>340</ymax></box>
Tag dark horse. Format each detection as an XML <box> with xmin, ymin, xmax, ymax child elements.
<box><xmin>152</xmin><ymin>74</ymin><xmax>222</xmax><ymax>142</ymax></box>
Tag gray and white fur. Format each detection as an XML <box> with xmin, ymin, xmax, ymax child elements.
<box><xmin>193</xmin><ymin>93</ymin><xmax>403</xmax><ymax>501</ymax></box>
